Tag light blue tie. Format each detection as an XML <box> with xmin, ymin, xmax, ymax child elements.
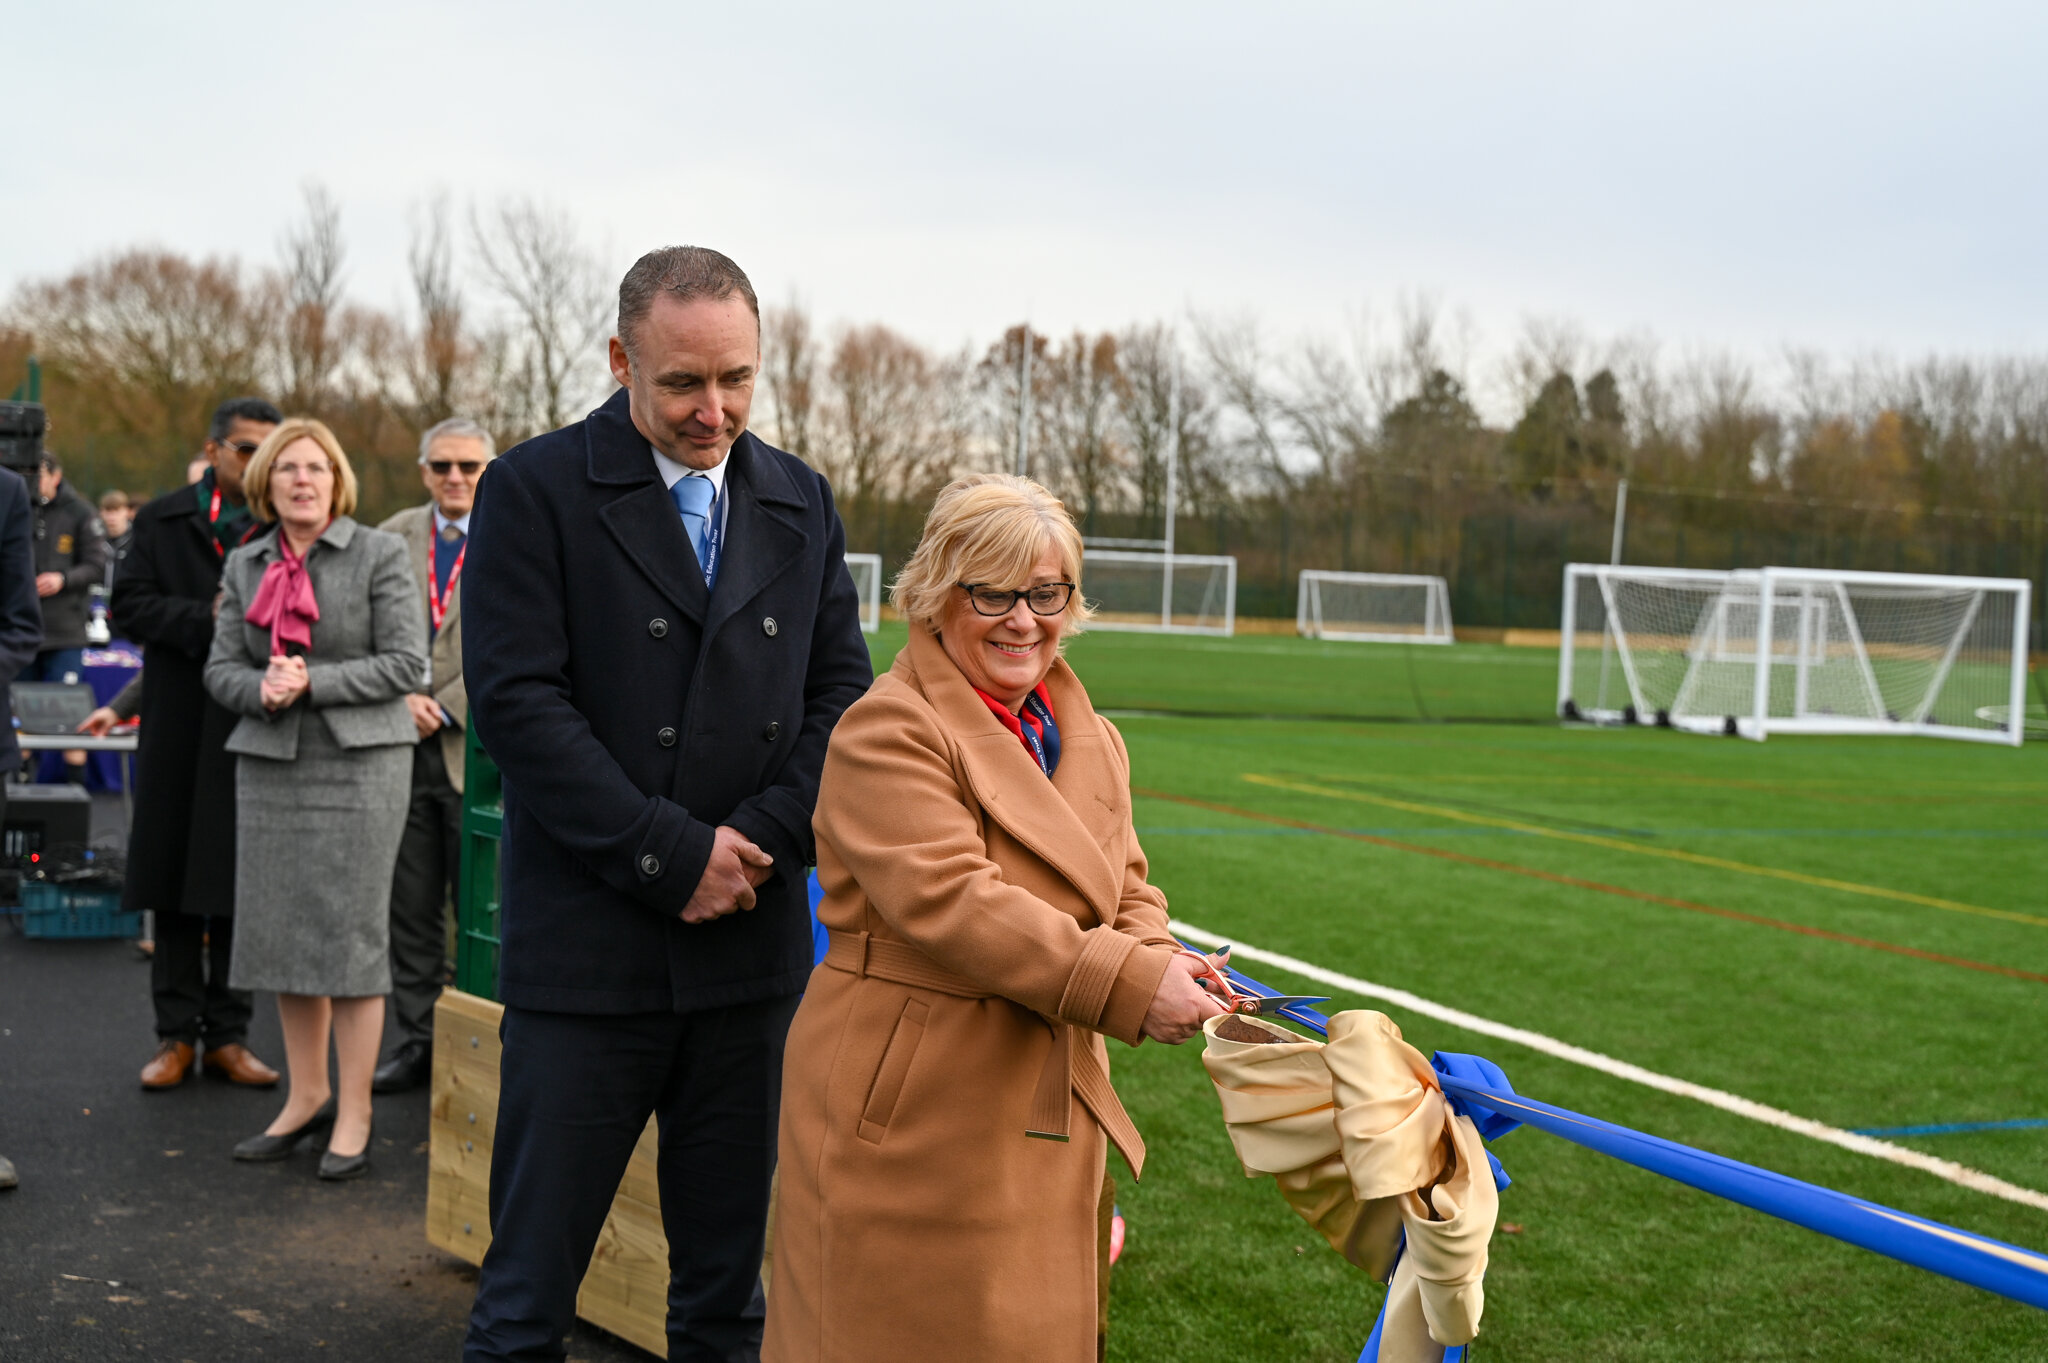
<box><xmin>670</xmin><ymin>476</ymin><xmax>714</xmax><ymax>581</ymax></box>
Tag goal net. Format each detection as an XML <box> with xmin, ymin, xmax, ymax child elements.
<box><xmin>1559</xmin><ymin>564</ymin><xmax>2032</xmax><ymax>744</ymax></box>
<box><xmin>1297</xmin><ymin>571</ymin><xmax>1454</xmax><ymax>644</ymax></box>
<box><xmin>844</xmin><ymin>553</ymin><xmax>883</xmax><ymax>634</ymax></box>
<box><xmin>1084</xmin><ymin>551</ymin><xmax>1237</xmax><ymax>635</ymax></box>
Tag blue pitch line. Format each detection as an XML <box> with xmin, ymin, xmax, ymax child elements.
<box><xmin>1852</xmin><ymin>1119</ymin><xmax>2048</xmax><ymax>1138</ymax></box>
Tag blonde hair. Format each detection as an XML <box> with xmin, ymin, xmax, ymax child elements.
<box><xmin>890</xmin><ymin>474</ymin><xmax>1094</xmax><ymax>639</ymax></box>
<box><xmin>243</xmin><ymin>417</ymin><xmax>360</xmax><ymax>523</ymax></box>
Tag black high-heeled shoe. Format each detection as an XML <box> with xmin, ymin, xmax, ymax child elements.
<box><xmin>232</xmin><ymin>1099</ymin><xmax>336</xmax><ymax>1162</ymax></box>
<box><xmin>317</xmin><ymin>1119</ymin><xmax>374</xmax><ymax>1182</ymax></box>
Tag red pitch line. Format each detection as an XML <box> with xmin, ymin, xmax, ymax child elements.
<box><xmin>1132</xmin><ymin>787</ymin><xmax>2048</xmax><ymax>987</ymax></box>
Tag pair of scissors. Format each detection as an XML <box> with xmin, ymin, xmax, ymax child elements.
<box><xmin>1178</xmin><ymin>943</ymin><xmax>1330</xmax><ymax>1023</ymax></box>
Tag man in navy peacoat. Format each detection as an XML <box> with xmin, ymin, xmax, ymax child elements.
<box><xmin>462</xmin><ymin>247</ymin><xmax>872</xmax><ymax>1363</ymax></box>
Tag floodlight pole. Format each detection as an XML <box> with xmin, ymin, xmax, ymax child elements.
<box><xmin>1015</xmin><ymin>331</ymin><xmax>1032</xmax><ymax>479</ymax></box>
<box><xmin>1162</xmin><ymin>349</ymin><xmax>1180</xmax><ymax>629</ymax></box>
<box><xmin>1609</xmin><ymin>478</ymin><xmax>1628</xmax><ymax>565</ymax></box>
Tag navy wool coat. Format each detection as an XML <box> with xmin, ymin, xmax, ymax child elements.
<box><xmin>463</xmin><ymin>389</ymin><xmax>873</xmax><ymax>1014</ymax></box>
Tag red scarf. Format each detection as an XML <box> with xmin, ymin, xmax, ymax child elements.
<box><xmin>245</xmin><ymin>533</ymin><xmax>322</xmax><ymax>655</ymax></box>
<box><xmin>974</xmin><ymin>682</ymin><xmax>1060</xmax><ymax>776</ymax></box>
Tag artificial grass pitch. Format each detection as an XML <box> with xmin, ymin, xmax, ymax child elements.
<box><xmin>865</xmin><ymin>622</ymin><xmax>2048</xmax><ymax>1359</ymax></box>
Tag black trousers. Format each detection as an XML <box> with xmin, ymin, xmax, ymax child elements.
<box><xmin>464</xmin><ymin>994</ymin><xmax>800</xmax><ymax>1363</ymax></box>
<box><xmin>387</xmin><ymin>740</ymin><xmax>462</xmax><ymax>1048</ymax></box>
<box><xmin>151</xmin><ymin>912</ymin><xmax>251</xmax><ymax>1047</ymax></box>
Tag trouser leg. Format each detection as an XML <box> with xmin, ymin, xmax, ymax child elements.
<box><xmin>150</xmin><ymin>913</ymin><xmax>206</xmax><ymax>1043</ymax></box>
<box><xmin>465</xmin><ymin>1007</ymin><xmax>677</xmax><ymax>1363</ymax></box>
<box><xmin>387</xmin><ymin>743</ymin><xmax>456</xmax><ymax>1047</ymax></box>
<box><xmin>199</xmin><ymin>916</ymin><xmax>252</xmax><ymax>1048</ymax></box>
<box><xmin>656</xmin><ymin>993</ymin><xmax>801</xmax><ymax>1363</ymax></box>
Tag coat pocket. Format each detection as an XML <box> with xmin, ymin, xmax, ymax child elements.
<box><xmin>856</xmin><ymin>997</ymin><xmax>930</xmax><ymax>1144</ymax></box>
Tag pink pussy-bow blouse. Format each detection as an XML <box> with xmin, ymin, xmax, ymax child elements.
<box><xmin>244</xmin><ymin>535</ymin><xmax>321</xmax><ymax>655</ymax></box>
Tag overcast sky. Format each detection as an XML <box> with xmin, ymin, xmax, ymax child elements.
<box><xmin>7</xmin><ymin>0</ymin><xmax>2045</xmax><ymax>406</ymax></box>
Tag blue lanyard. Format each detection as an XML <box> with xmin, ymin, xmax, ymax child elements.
<box><xmin>1018</xmin><ymin>690</ymin><xmax>1055</xmax><ymax>775</ymax></box>
<box><xmin>698</xmin><ymin>480</ymin><xmax>724</xmax><ymax>586</ymax></box>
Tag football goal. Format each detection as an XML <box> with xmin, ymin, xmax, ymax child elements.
<box><xmin>1558</xmin><ymin>563</ymin><xmax>2032</xmax><ymax>744</ymax></box>
<box><xmin>1084</xmin><ymin>551</ymin><xmax>1237</xmax><ymax>636</ymax></box>
<box><xmin>1296</xmin><ymin>571</ymin><xmax>1455</xmax><ymax>644</ymax></box>
<box><xmin>844</xmin><ymin>553</ymin><xmax>883</xmax><ymax>634</ymax></box>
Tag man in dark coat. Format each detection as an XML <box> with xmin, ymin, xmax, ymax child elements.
<box><xmin>112</xmin><ymin>397</ymin><xmax>284</xmax><ymax>1090</ymax></box>
<box><xmin>0</xmin><ymin>461</ymin><xmax>53</xmax><ymax>1192</ymax></box>
<box><xmin>24</xmin><ymin>453</ymin><xmax>110</xmax><ymax>783</ymax></box>
<box><xmin>462</xmin><ymin>247</ymin><xmax>872</xmax><ymax>1363</ymax></box>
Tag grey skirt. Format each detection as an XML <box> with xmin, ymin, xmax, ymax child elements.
<box><xmin>228</xmin><ymin>714</ymin><xmax>411</xmax><ymax>997</ymax></box>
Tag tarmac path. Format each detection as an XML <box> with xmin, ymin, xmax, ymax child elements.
<box><xmin>0</xmin><ymin>801</ymin><xmax>648</xmax><ymax>1361</ymax></box>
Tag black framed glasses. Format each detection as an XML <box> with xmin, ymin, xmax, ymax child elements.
<box><xmin>957</xmin><ymin>581</ymin><xmax>1075</xmax><ymax>616</ymax></box>
<box><xmin>427</xmin><ymin>459</ymin><xmax>486</xmax><ymax>476</ymax></box>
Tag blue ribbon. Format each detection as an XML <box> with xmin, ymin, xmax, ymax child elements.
<box><xmin>1438</xmin><ymin>1076</ymin><xmax>2048</xmax><ymax>1313</ymax></box>
<box><xmin>1197</xmin><ymin>953</ymin><xmax>2048</xmax><ymax>1356</ymax></box>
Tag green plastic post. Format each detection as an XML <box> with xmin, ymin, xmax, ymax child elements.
<box><xmin>455</xmin><ymin>720</ymin><xmax>503</xmax><ymax>1001</ymax></box>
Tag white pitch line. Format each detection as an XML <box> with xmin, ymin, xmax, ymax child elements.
<box><xmin>1172</xmin><ymin>920</ymin><xmax>2048</xmax><ymax>1214</ymax></box>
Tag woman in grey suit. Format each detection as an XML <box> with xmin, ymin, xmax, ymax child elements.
<box><xmin>204</xmin><ymin>418</ymin><xmax>427</xmax><ymax>1180</ymax></box>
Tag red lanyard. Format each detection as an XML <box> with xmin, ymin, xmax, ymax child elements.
<box><xmin>430</xmin><ymin>543</ymin><xmax>465</xmax><ymax>632</ymax></box>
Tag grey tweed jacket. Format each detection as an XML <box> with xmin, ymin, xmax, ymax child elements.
<box><xmin>204</xmin><ymin>516</ymin><xmax>428</xmax><ymax>760</ymax></box>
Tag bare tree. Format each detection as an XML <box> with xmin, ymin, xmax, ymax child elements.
<box><xmin>975</xmin><ymin>325</ymin><xmax>1051</xmax><ymax>480</ymax></box>
<box><xmin>278</xmin><ymin>183</ymin><xmax>347</xmax><ymax>411</ymax></box>
<box><xmin>1042</xmin><ymin>331</ymin><xmax>1125</xmax><ymax>530</ymax></box>
<box><xmin>469</xmin><ymin>197</ymin><xmax>610</xmax><ymax>432</ymax></box>
<box><xmin>406</xmin><ymin>193</ymin><xmax>466</xmax><ymax>427</ymax></box>
<box><xmin>8</xmin><ymin>250</ymin><xmax>276</xmax><ymax>487</ymax></box>
<box><xmin>822</xmin><ymin>325</ymin><xmax>957</xmax><ymax>552</ymax></box>
<box><xmin>1115</xmin><ymin>325</ymin><xmax>1176</xmax><ymax>529</ymax></box>
<box><xmin>1196</xmin><ymin>313</ymin><xmax>1290</xmax><ymax>491</ymax></box>
<box><xmin>762</xmin><ymin>300</ymin><xmax>819</xmax><ymax>463</ymax></box>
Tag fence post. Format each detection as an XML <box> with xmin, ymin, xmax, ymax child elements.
<box><xmin>1502</xmin><ymin>513</ymin><xmax>1515</xmax><ymax>627</ymax></box>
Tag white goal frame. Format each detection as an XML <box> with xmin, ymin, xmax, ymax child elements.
<box><xmin>1084</xmin><ymin>550</ymin><xmax>1237</xmax><ymax>636</ymax></box>
<box><xmin>844</xmin><ymin>553</ymin><xmax>883</xmax><ymax>634</ymax></box>
<box><xmin>1558</xmin><ymin>563</ymin><xmax>2032</xmax><ymax>746</ymax></box>
<box><xmin>1296</xmin><ymin>571</ymin><xmax>1455</xmax><ymax>644</ymax></box>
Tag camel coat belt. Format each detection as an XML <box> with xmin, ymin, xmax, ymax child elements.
<box><xmin>764</xmin><ymin>623</ymin><xmax>1181</xmax><ymax>1363</ymax></box>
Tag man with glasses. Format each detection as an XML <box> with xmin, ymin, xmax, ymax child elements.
<box><xmin>113</xmin><ymin>396</ymin><xmax>284</xmax><ymax>1091</ymax></box>
<box><xmin>372</xmin><ymin>417</ymin><xmax>494</xmax><ymax>1094</ymax></box>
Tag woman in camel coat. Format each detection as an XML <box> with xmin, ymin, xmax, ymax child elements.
<box><xmin>764</xmin><ymin>474</ymin><xmax>1228</xmax><ymax>1363</ymax></box>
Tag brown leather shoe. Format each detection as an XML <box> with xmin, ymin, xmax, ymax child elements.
<box><xmin>140</xmin><ymin>1040</ymin><xmax>195</xmax><ymax>1089</ymax></box>
<box><xmin>202</xmin><ymin>1043</ymin><xmax>280</xmax><ymax>1088</ymax></box>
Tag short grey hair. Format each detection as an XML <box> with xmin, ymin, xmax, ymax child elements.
<box><xmin>617</xmin><ymin>246</ymin><xmax>759</xmax><ymax>355</ymax></box>
<box><xmin>418</xmin><ymin>417</ymin><xmax>496</xmax><ymax>465</ymax></box>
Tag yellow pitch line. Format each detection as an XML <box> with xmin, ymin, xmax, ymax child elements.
<box><xmin>1241</xmin><ymin>773</ymin><xmax>2048</xmax><ymax>930</ymax></box>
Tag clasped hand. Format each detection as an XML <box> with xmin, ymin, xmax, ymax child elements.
<box><xmin>680</xmin><ymin>825</ymin><xmax>774</xmax><ymax>924</ymax></box>
<box><xmin>260</xmin><ymin>654</ymin><xmax>309</xmax><ymax>711</ymax></box>
<box><xmin>405</xmin><ymin>692</ymin><xmax>445</xmax><ymax>739</ymax></box>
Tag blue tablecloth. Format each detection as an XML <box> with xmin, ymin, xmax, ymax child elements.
<box><xmin>33</xmin><ymin>642</ymin><xmax>142</xmax><ymax>791</ymax></box>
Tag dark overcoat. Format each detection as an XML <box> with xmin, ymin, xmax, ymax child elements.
<box><xmin>33</xmin><ymin>480</ymin><xmax>110</xmax><ymax>651</ymax></box>
<box><xmin>111</xmin><ymin>479</ymin><xmax>249</xmax><ymax>918</ymax></box>
<box><xmin>0</xmin><ymin>470</ymin><xmax>47</xmax><ymax>770</ymax></box>
<box><xmin>464</xmin><ymin>388</ymin><xmax>873</xmax><ymax>1014</ymax></box>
